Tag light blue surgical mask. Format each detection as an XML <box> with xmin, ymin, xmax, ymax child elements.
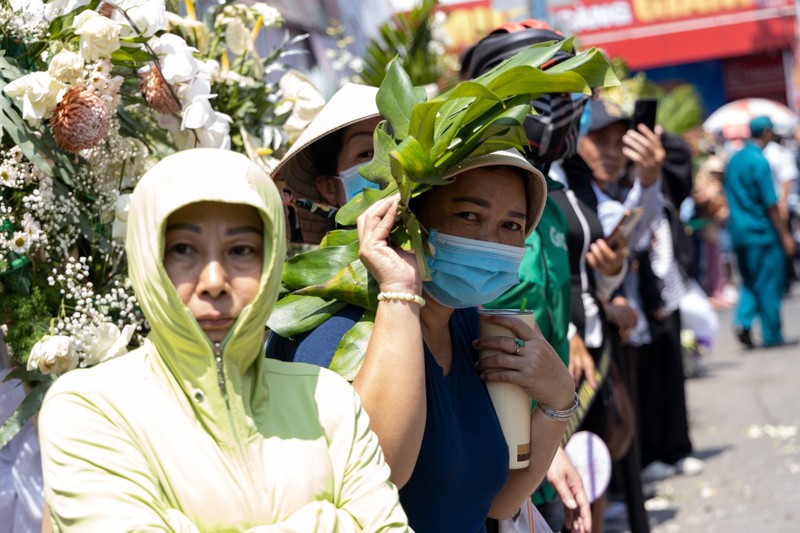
<box><xmin>423</xmin><ymin>229</ymin><xmax>525</xmax><ymax>309</ymax></box>
<box><xmin>577</xmin><ymin>96</ymin><xmax>592</xmax><ymax>139</ymax></box>
<box><xmin>338</xmin><ymin>162</ymin><xmax>380</xmax><ymax>202</ymax></box>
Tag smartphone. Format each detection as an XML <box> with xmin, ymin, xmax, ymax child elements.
<box><xmin>630</xmin><ymin>98</ymin><xmax>657</xmax><ymax>131</ymax></box>
<box><xmin>607</xmin><ymin>208</ymin><xmax>644</xmax><ymax>251</ymax></box>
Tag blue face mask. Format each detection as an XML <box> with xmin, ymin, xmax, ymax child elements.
<box><xmin>577</xmin><ymin>96</ymin><xmax>592</xmax><ymax>139</ymax></box>
<box><xmin>338</xmin><ymin>162</ymin><xmax>380</xmax><ymax>202</ymax></box>
<box><xmin>423</xmin><ymin>229</ymin><xmax>525</xmax><ymax>309</ymax></box>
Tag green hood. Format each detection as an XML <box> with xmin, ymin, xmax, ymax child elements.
<box><xmin>126</xmin><ymin>148</ymin><xmax>285</xmax><ymax>444</ymax></box>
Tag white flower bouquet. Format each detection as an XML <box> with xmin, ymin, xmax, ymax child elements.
<box><xmin>0</xmin><ymin>0</ymin><xmax>321</xmax><ymax>447</ymax></box>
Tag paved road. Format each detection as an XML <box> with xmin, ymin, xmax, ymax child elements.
<box><xmin>610</xmin><ymin>291</ymin><xmax>800</xmax><ymax>532</ymax></box>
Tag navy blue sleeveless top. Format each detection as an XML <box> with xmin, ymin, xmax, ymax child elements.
<box><xmin>267</xmin><ymin>307</ymin><xmax>509</xmax><ymax>532</ymax></box>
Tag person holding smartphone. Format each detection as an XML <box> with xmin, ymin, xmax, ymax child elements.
<box><xmin>567</xmin><ymin>98</ymin><xmax>708</xmax><ymax>487</ymax></box>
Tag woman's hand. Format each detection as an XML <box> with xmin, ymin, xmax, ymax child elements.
<box><xmin>473</xmin><ymin>314</ymin><xmax>574</xmax><ymax>410</ymax></box>
<box><xmin>623</xmin><ymin>124</ymin><xmax>665</xmax><ymax>187</ymax></box>
<box><xmin>546</xmin><ymin>447</ymin><xmax>592</xmax><ymax>533</ymax></box>
<box><xmin>586</xmin><ymin>238</ymin><xmax>625</xmax><ymax>276</ymax></box>
<box><xmin>568</xmin><ymin>334</ymin><xmax>596</xmax><ymax>389</ymax></box>
<box><xmin>357</xmin><ymin>194</ymin><xmax>420</xmax><ymax>294</ymax></box>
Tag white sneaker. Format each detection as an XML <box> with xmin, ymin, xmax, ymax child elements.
<box><xmin>640</xmin><ymin>460</ymin><xmax>677</xmax><ymax>483</ymax></box>
<box><xmin>675</xmin><ymin>456</ymin><xmax>704</xmax><ymax>476</ymax></box>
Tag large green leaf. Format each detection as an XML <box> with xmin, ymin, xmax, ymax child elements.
<box><xmin>329</xmin><ymin>310</ymin><xmax>375</xmax><ymax>381</ymax></box>
<box><xmin>281</xmin><ymin>240</ymin><xmax>360</xmax><ymax>289</ymax></box>
<box><xmin>0</xmin><ymin>379</ymin><xmax>52</xmax><ymax>449</ymax></box>
<box><xmin>546</xmin><ymin>47</ymin><xmax>621</xmax><ymax>89</ymax></box>
<box><xmin>487</xmin><ymin>68</ymin><xmax>589</xmax><ymax>98</ymax></box>
<box><xmin>319</xmin><ymin>229</ymin><xmax>360</xmax><ymax>248</ymax></box>
<box><xmin>358</xmin><ymin>125</ymin><xmax>396</xmax><ymax>186</ymax></box>
<box><xmin>295</xmin><ymin>259</ymin><xmax>377</xmax><ymax>310</ymax></box>
<box><xmin>390</xmin><ymin>136</ymin><xmax>444</xmax><ymax>186</ymax></box>
<box><xmin>335</xmin><ymin>183</ymin><xmax>398</xmax><ymax>227</ymax></box>
<box><xmin>375</xmin><ymin>58</ymin><xmax>426</xmax><ymax>140</ymax></box>
<box><xmin>266</xmin><ymin>295</ymin><xmax>347</xmax><ymax>337</ymax></box>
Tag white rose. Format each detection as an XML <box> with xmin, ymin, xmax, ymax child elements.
<box><xmin>80</xmin><ymin>323</ymin><xmax>136</xmax><ymax>367</ymax></box>
<box><xmin>225</xmin><ymin>19</ymin><xmax>250</xmax><ymax>56</ymax></box>
<box><xmin>251</xmin><ymin>3</ymin><xmax>283</xmax><ymax>27</ymax></box>
<box><xmin>74</xmin><ymin>10</ymin><xmax>122</xmax><ymax>62</ymax></box>
<box><xmin>48</xmin><ymin>50</ymin><xmax>85</xmax><ymax>84</ymax></box>
<box><xmin>27</xmin><ymin>335</ymin><xmax>78</xmax><ymax>375</ymax></box>
<box><xmin>112</xmin><ymin>193</ymin><xmax>131</xmax><ymax>242</ymax></box>
<box><xmin>3</xmin><ymin>72</ymin><xmax>65</xmax><ymax>125</ymax></box>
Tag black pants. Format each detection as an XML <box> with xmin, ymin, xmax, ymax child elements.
<box><xmin>636</xmin><ymin>310</ymin><xmax>693</xmax><ymax>466</ymax></box>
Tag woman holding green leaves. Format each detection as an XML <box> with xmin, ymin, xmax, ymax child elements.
<box><xmin>268</xmin><ymin>40</ymin><xmax>617</xmax><ymax>531</ymax></box>
<box><xmin>269</xmin><ymin>148</ymin><xmax>577</xmax><ymax>531</ymax></box>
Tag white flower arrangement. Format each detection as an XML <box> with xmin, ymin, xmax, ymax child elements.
<box><xmin>0</xmin><ymin>0</ymin><xmax>323</xmax><ymax>448</ymax></box>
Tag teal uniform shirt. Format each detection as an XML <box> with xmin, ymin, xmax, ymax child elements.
<box><xmin>725</xmin><ymin>141</ymin><xmax>779</xmax><ymax>247</ymax></box>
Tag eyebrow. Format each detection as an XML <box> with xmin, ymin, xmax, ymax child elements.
<box><xmin>165</xmin><ymin>223</ymin><xmax>262</xmax><ymax>236</ymax></box>
<box><xmin>451</xmin><ymin>196</ymin><xmax>526</xmax><ymax>220</ymax></box>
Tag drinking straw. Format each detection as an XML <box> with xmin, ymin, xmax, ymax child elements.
<box><xmin>520</xmin><ymin>297</ymin><xmax>527</xmax><ymax>313</ymax></box>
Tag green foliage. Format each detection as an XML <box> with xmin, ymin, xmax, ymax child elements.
<box><xmin>269</xmin><ymin>39</ymin><xmax>619</xmax><ymax>378</ymax></box>
<box><xmin>0</xmin><ymin>287</ymin><xmax>52</xmax><ymax>365</ymax></box>
<box><xmin>360</xmin><ymin>0</ymin><xmax>449</xmax><ymax>88</ymax></box>
<box><xmin>657</xmin><ymin>84</ymin><xmax>704</xmax><ymax>135</ymax></box>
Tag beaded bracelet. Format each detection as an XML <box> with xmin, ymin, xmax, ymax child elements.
<box><xmin>377</xmin><ymin>291</ymin><xmax>426</xmax><ymax>308</ymax></box>
<box><xmin>538</xmin><ymin>392</ymin><xmax>579</xmax><ymax>422</ymax></box>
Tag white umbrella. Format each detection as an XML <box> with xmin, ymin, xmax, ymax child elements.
<box><xmin>703</xmin><ymin>98</ymin><xmax>799</xmax><ymax>138</ymax></box>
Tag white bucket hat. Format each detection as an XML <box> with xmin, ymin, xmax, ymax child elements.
<box><xmin>273</xmin><ymin>83</ymin><xmax>380</xmax><ymax>202</ymax></box>
<box><xmin>442</xmin><ymin>149</ymin><xmax>547</xmax><ymax>235</ymax></box>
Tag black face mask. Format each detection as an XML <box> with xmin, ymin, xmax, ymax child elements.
<box><xmin>524</xmin><ymin>93</ymin><xmax>588</xmax><ymax>166</ymax></box>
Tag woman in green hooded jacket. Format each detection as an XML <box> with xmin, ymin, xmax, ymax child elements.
<box><xmin>37</xmin><ymin>148</ymin><xmax>409</xmax><ymax>531</ymax></box>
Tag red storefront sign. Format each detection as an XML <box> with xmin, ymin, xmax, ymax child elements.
<box><xmin>549</xmin><ymin>0</ymin><xmax>797</xmax><ymax>70</ymax></box>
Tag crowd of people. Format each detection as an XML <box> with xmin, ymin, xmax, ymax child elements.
<box><xmin>3</xmin><ymin>16</ymin><xmax>800</xmax><ymax>533</ymax></box>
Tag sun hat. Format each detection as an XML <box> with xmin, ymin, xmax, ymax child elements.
<box><xmin>748</xmin><ymin>115</ymin><xmax>774</xmax><ymax>137</ymax></box>
<box><xmin>273</xmin><ymin>83</ymin><xmax>380</xmax><ymax>203</ymax></box>
<box><xmin>589</xmin><ymin>99</ymin><xmax>630</xmax><ymax>132</ymax></box>
<box><xmin>441</xmin><ymin>148</ymin><xmax>547</xmax><ymax>234</ymax></box>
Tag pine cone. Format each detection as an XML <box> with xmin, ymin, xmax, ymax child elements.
<box><xmin>140</xmin><ymin>68</ymin><xmax>181</xmax><ymax>115</ymax></box>
<box><xmin>51</xmin><ymin>87</ymin><xmax>111</xmax><ymax>154</ymax></box>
